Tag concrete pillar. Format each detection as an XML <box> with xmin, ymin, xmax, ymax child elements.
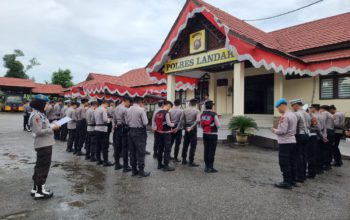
<box><xmin>167</xmin><ymin>74</ymin><xmax>176</xmax><ymax>101</ymax></box>
<box><xmin>274</xmin><ymin>72</ymin><xmax>284</xmax><ymax>116</ymax></box>
<box><xmin>233</xmin><ymin>62</ymin><xmax>245</xmax><ymax>116</ymax></box>
<box><xmin>209</xmin><ymin>73</ymin><xmax>216</xmax><ymax>112</ymax></box>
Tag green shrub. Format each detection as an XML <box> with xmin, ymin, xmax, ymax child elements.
<box><xmin>228</xmin><ymin>116</ymin><xmax>258</xmax><ymax>135</ymax></box>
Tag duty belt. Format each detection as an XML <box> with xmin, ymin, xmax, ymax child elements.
<box><xmin>88</xmin><ymin>123</ymin><xmax>96</xmax><ymax>126</ymax></box>
<box><xmin>95</xmin><ymin>124</ymin><xmax>108</xmax><ymax>126</ymax></box>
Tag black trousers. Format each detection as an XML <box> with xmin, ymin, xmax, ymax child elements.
<box><xmin>316</xmin><ymin>139</ymin><xmax>324</xmax><ymax>172</ymax></box>
<box><xmin>333</xmin><ymin>132</ymin><xmax>343</xmax><ymax>164</ymax></box>
<box><xmin>296</xmin><ymin>134</ymin><xmax>309</xmax><ymax>180</ymax></box>
<box><xmin>322</xmin><ymin>129</ymin><xmax>334</xmax><ymax>166</ymax></box>
<box><xmin>113</xmin><ymin>127</ymin><xmax>129</xmax><ymax>168</ymax></box>
<box><xmin>171</xmin><ymin>129</ymin><xmax>182</xmax><ymax>159</ymax></box>
<box><xmin>158</xmin><ymin>133</ymin><xmax>172</xmax><ymax>166</ymax></box>
<box><xmin>128</xmin><ymin>128</ymin><xmax>147</xmax><ymax>170</ymax></box>
<box><xmin>86</xmin><ymin>131</ymin><xmax>96</xmax><ymax>158</ymax></box>
<box><xmin>76</xmin><ymin>120</ymin><xmax>87</xmax><ymax>152</ymax></box>
<box><xmin>307</xmin><ymin>135</ymin><xmax>318</xmax><ymax>176</ymax></box>
<box><xmin>182</xmin><ymin>129</ymin><xmax>197</xmax><ymax>163</ymax></box>
<box><xmin>60</xmin><ymin>124</ymin><xmax>68</xmax><ymax>141</ymax></box>
<box><xmin>203</xmin><ymin>134</ymin><xmax>218</xmax><ymax>169</ymax></box>
<box><xmin>67</xmin><ymin>129</ymin><xmax>78</xmax><ymax>151</ymax></box>
<box><xmin>95</xmin><ymin>131</ymin><xmax>109</xmax><ymax>162</ymax></box>
<box><xmin>153</xmin><ymin>132</ymin><xmax>160</xmax><ymax>155</ymax></box>
<box><xmin>278</xmin><ymin>143</ymin><xmax>297</xmax><ymax>184</ymax></box>
<box><xmin>23</xmin><ymin>114</ymin><xmax>30</xmax><ymax>130</ymax></box>
<box><xmin>32</xmin><ymin>146</ymin><xmax>52</xmax><ymax>186</ymax></box>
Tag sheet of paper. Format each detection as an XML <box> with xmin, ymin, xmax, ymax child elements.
<box><xmin>55</xmin><ymin>116</ymin><xmax>72</xmax><ymax>126</ymax></box>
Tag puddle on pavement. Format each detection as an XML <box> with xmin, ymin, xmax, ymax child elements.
<box><xmin>60</xmin><ymin>162</ymin><xmax>106</xmax><ymax>195</ymax></box>
<box><xmin>67</xmin><ymin>200</ymin><xmax>85</xmax><ymax>208</ymax></box>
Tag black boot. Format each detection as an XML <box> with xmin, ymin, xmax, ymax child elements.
<box><xmin>274</xmin><ymin>181</ymin><xmax>292</xmax><ymax>189</ymax></box>
<box><xmin>103</xmin><ymin>161</ymin><xmax>114</xmax><ymax>167</ymax></box>
<box><xmin>123</xmin><ymin>166</ymin><xmax>132</xmax><ymax>173</ymax></box>
<box><xmin>114</xmin><ymin>163</ymin><xmax>123</xmax><ymax>170</ymax></box>
<box><xmin>138</xmin><ymin>169</ymin><xmax>150</xmax><ymax>178</ymax></box>
<box><xmin>131</xmin><ymin>167</ymin><xmax>139</xmax><ymax>177</ymax></box>
<box><xmin>157</xmin><ymin>163</ymin><xmax>164</xmax><ymax>169</ymax></box>
<box><xmin>34</xmin><ymin>185</ymin><xmax>54</xmax><ymax>200</ymax></box>
<box><xmin>162</xmin><ymin>165</ymin><xmax>175</xmax><ymax>172</ymax></box>
<box><xmin>189</xmin><ymin>162</ymin><xmax>199</xmax><ymax>167</ymax></box>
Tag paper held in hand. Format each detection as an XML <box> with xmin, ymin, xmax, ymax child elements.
<box><xmin>55</xmin><ymin>116</ymin><xmax>72</xmax><ymax>126</ymax></box>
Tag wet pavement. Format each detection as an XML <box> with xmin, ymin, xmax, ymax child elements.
<box><xmin>0</xmin><ymin>112</ymin><xmax>349</xmax><ymax>220</ymax></box>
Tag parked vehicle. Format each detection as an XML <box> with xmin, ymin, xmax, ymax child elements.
<box><xmin>3</xmin><ymin>94</ymin><xmax>24</xmax><ymax>112</ymax></box>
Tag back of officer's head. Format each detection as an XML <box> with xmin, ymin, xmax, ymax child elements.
<box><xmin>174</xmin><ymin>99</ymin><xmax>181</xmax><ymax>107</ymax></box>
<box><xmin>163</xmin><ymin>100</ymin><xmax>173</xmax><ymax>110</ymax></box>
<box><xmin>158</xmin><ymin>100</ymin><xmax>164</xmax><ymax>108</ymax></box>
<box><xmin>134</xmin><ymin>97</ymin><xmax>144</xmax><ymax>104</ymax></box>
<box><xmin>329</xmin><ymin>105</ymin><xmax>336</xmax><ymax>113</ymax></box>
<box><xmin>320</xmin><ymin>105</ymin><xmax>330</xmax><ymax>112</ymax></box>
<box><xmin>205</xmin><ymin>101</ymin><xmax>214</xmax><ymax>110</ymax></box>
<box><xmin>189</xmin><ymin>99</ymin><xmax>197</xmax><ymax>107</ymax></box>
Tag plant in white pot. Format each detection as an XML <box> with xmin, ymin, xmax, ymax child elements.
<box><xmin>228</xmin><ymin>116</ymin><xmax>258</xmax><ymax>144</ymax></box>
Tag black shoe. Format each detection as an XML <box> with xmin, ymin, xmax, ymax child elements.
<box><xmin>163</xmin><ymin>166</ymin><xmax>175</xmax><ymax>172</ymax></box>
<box><xmin>189</xmin><ymin>162</ymin><xmax>199</xmax><ymax>167</ymax></box>
<box><xmin>323</xmin><ymin>165</ymin><xmax>332</xmax><ymax>171</ymax></box>
<box><xmin>291</xmin><ymin>182</ymin><xmax>300</xmax><ymax>187</ymax></box>
<box><xmin>34</xmin><ymin>185</ymin><xmax>54</xmax><ymax>200</ymax></box>
<box><xmin>73</xmin><ymin>151</ymin><xmax>77</xmax><ymax>155</ymax></box>
<box><xmin>157</xmin><ymin>164</ymin><xmax>164</xmax><ymax>169</ymax></box>
<box><xmin>103</xmin><ymin>161</ymin><xmax>114</xmax><ymax>167</ymax></box>
<box><xmin>139</xmin><ymin>170</ymin><xmax>151</xmax><ymax>178</ymax></box>
<box><xmin>182</xmin><ymin>160</ymin><xmax>187</xmax><ymax>165</ymax></box>
<box><xmin>153</xmin><ymin>153</ymin><xmax>157</xmax><ymax>159</ymax></box>
<box><xmin>274</xmin><ymin>181</ymin><xmax>292</xmax><ymax>189</ymax></box>
<box><xmin>123</xmin><ymin>167</ymin><xmax>132</xmax><ymax>173</ymax></box>
<box><xmin>306</xmin><ymin>174</ymin><xmax>316</xmax><ymax>179</ymax></box>
<box><xmin>76</xmin><ymin>151</ymin><xmax>85</xmax><ymax>156</ymax></box>
<box><xmin>316</xmin><ymin>170</ymin><xmax>324</xmax><ymax>175</ymax></box>
<box><xmin>204</xmin><ymin>167</ymin><xmax>209</xmax><ymax>173</ymax></box>
<box><xmin>209</xmin><ymin>168</ymin><xmax>218</xmax><ymax>173</ymax></box>
<box><xmin>85</xmin><ymin>156</ymin><xmax>91</xmax><ymax>160</ymax></box>
<box><xmin>331</xmin><ymin>162</ymin><xmax>343</xmax><ymax>167</ymax></box>
<box><xmin>90</xmin><ymin>157</ymin><xmax>97</xmax><ymax>162</ymax></box>
<box><xmin>114</xmin><ymin>164</ymin><xmax>123</xmax><ymax>170</ymax></box>
<box><xmin>173</xmin><ymin>158</ymin><xmax>181</xmax><ymax>163</ymax></box>
<box><xmin>96</xmin><ymin>161</ymin><xmax>103</xmax><ymax>165</ymax></box>
<box><xmin>295</xmin><ymin>178</ymin><xmax>304</xmax><ymax>183</ymax></box>
<box><xmin>66</xmin><ymin>148</ymin><xmax>73</xmax><ymax>153</ymax></box>
<box><xmin>145</xmin><ymin>151</ymin><xmax>151</xmax><ymax>155</ymax></box>
<box><xmin>132</xmin><ymin>170</ymin><xmax>139</xmax><ymax>177</ymax></box>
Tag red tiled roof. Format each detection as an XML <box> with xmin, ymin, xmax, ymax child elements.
<box><xmin>0</xmin><ymin>77</ymin><xmax>36</xmax><ymax>88</ymax></box>
<box><xmin>269</xmin><ymin>12</ymin><xmax>350</xmax><ymax>53</ymax></box>
<box><xmin>117</xmin><ymin>68</ymin><xmax>156</xmax><ymax>87</ymax></box>
<box><xmin>299</xmin><ymin>48</ymin><xmax>350</xmax><ymax>63</ymax></box>
<box><xmin>32</xmin><ymin>83</ymin><xmax>63</xmax><ymax>95</ymax></box>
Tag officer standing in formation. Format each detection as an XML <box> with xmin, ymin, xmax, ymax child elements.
<box><xmin>60</xmin><ymin>100</ymin><xmax>70</xmax><ymax>141</ymax></box>
<box><xmin>66</xmin><ymin>101</ymin><xmax>79</xmax><ymax>153</ymax></box>
<box><xmin>29</xmin><ymin>94</ymin><xmax>59</xmax><ymax>200</ymax></box>
<box><xmin>86</xmin><ymin>100</ymin><xmax>97</xmax><ymax>161</ymax></box>
<box><xmin>75</xmin><ymin>99</ymin><xmax>88</xmax><ymax>156</ymax></box>
<box><xmin>152</xmin><ymin>100</ymin><xmax>164</xmax><ymax>158</ymax></box>
<box><xmin>273</xmin><ymin>98</ymin><xmax>346</xmax><ymax>189</ymax></box>
<box><xmin>169</xmin><ymin>99</ymin><xmax>184</xmax><ymax>162</ymax></box>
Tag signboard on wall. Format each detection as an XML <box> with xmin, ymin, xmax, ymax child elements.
<box><xmin>190</xmin><ymin>29</ymin><xmax>206</xmax><ymax>54</ymax></box>
<box><xmin>164</xmin><ymin>48</ymin><xmax>236</xmax><ymax>74</ymax></box>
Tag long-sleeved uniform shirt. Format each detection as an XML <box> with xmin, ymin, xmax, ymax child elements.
<box><xmin>46</xmin><ymin>105</ymin><xmax>56</xmax><ymax>121</ymax></box>
<box><xmin>75</xmin><ymin>105</ymin><xmax>87</xmax><ymax>121</ymax></box>
<box><xmin>61</xmin><ymin>105</ymin><xmax>68</xmax><ymax>118</ymax></box>
<box><xmin>94</xmin><ymin>106</ymin><xmax>109</xmax><ymax>132</ymax></box>
<box><xmin>321</xmin><ymin>111</ymin><xmax>334</xmax><ymax>130</ymax></box>
<box><xmin>53</xmin><ymin>103</ymin><xmax>62</xmax><ymax>120</ymax></box>
<box><xmin>274</xmin><ymin>110</ymin><xmax>297</xmax><ymax>144</ymax></box>
<box><xmin>169</xmin><ymin>107</ymin><xmax>184</xmax><ymax>130</ymax></box>
<box><xmin>86</xmin><ymin>108</ymin><xmax>96</xmax><ymax>132</ymax></box>
<box><xmin>66</xmin><ymin>107</ymin><xmax>77</xmax><ymax>129</ymax></box>
<box><xmin>334</xmin><ymin>111</ymin><xmax>345</xmax><ymax>133</ymax></box>
<box><xmin>294</xmin><ymin>109</ymin><xmax>311</xmax><ymax>134</ymax></box>
<box><xmin>183</xmin><ymin>106</ymin><xmax>200</xmax><ymax>130</ymax></box>
<box><xmin>126</xmin><ymin>104</ymin><xmax>148</xmax><ymax>128</ymax></box>
<box><xmin>113</xmin><ymin>103</ymin><xmax>128</xmax><ymax>126</ymax></box>
<box><xmin>29</xmin><ymin>110</ymin><xmax>55</xmax><ymax>149</ymax></box>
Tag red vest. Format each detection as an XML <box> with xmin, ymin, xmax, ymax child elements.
<box><xmin>155</xmin><ymin>110</ymin><xmax>171</xmax><ymax>132</ymax></box>
<box><xmin>201</xmin><ymin>111</ymin><xmax>218</xmax><ymax>133</ymax></box>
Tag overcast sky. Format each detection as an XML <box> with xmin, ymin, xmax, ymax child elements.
<box><xmin>0</xmin><ymin>0</ymin><xmax>349</xmax><ymax>83</ymax></box>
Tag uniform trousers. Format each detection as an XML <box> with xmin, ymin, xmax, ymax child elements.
<box><xmin>307</xmin><ymin>134</ymin><xmax>318</xmax><ymax>176</ymax></box>
<box><xmin>278</xmin><ymin>143</ymin><xmax>297</xmax><ymax>184</ymax></box>
<box><xmin>23</xmin><ymin>113</ymin><xmax>30</xmax><ymax>130</ymax></box>
<box><xmin>153</xmin><ymin>132</ymin><xmax>160</xmax><ymax>156</ymax></box>
<box><xmin>95</xmin><ymin>131</ymin><xmax>109</xmax><ymax>162</ymax></box>
<box><xmin>67</xmin><ymin>129</ymin><xmax>78</xmax><ymax>151</ymax></box>
<box><xmin>203</xmin><ymin>133</ymin><xmax>218</xmax><ymax>169</ymax></box>
<box><xmin>296</xmin><ymin>134</ymin><xmax>309</xmax><ymax>180</ymax></box>
<box><xmin>158</xmin><ymin>133</ymin><xmax>172</xmax><ymax>166</ymax></box>
<box><xmin>32</xmin><ymin>146</ymin><xmax>52</xmax><ymax>186</ymax></box>
<box><xmin>128</xmin><ymin>128</ymin><xmax>147</xmax><ymax>170</ymax></box>
<box><xmin>60</xmin><ymin>124</ymin><xmax>68</xmax><ymax>141</ymax></box>
<box><xmin>76</xmin><ymin>119</ymin><xmax>87</xmax><ymax>152</ymax></box>
<box><xmin>322</xmin><ymin>129</ymin><xmax>334</xmax><ymax>166</ymax></box>
<box><xmin>333</xmin><ymin>132</ymin><xmax>343</xmax><ymax>164</ymax></box>
<box><xmin>182</xmin><ymin>128</ymin><xmax>197</xmax><ymax>163</ymax></box>
<box><xmin>171</xmin><ymin>129</ymin><xmax>182</xmax><ymax>159</ymax></box>
<box><xmin>113</xmin><ymin>126</ymin><xmax>129</xmax><ymax>168</ymax></box>
<box><xmin>86</xmin><ymin>131</ymin><xmax>96</xmax><ymax>158</ymax></box>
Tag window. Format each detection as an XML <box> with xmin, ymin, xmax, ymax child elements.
<box><xmin>320</xmin><ymin>73</ymin><xmax>350</xmax><ymax>99</ymax></box>
<box><xmin>175</xmin><ymin>90</ymin><xmax>187</xmax><ymax>108</ymax></box>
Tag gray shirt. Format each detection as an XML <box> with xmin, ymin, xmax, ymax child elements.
<box><xmin>275</xmin><ymin>110</ymin><xmax>297</xmax><ymax>144</ymax></box>
<box><xmin>183</xmin><ymin>106</ymin><xmax>200</xmax><ymax>129</ymax></box>
<box><xmin>169</xmin><ymin>107</ymin><xmax>184</xmax><ymax>129</ymax></box>
<box><xmin>334</xmin><ymin>112</ymin><xmax>345</xmax><ymax>129</ymax></box>
<box><xmin>29</xmin><ymin>110</ymin><xmax>55</xmax><ymax>149</ymax></box>
<box><xmin>321</xmin><ymin>111</ymin><xmax>334</xmax><ymax>130</ymax></box>
<box><xmin>61</xmin><ymin>105</ymin><xmax>68</xmax><ymax>118</ymax></box>
<box><xmin>66</xmin><ymin>107</ymin><xmax>77</xmax><ymax>129</ymax></box>
<box><xmin>46</xmin><ymin>105</ymin><xmax>55</xmax><ymax>121</ymax></box>
<box><xmin>75</xmin><ymin>105</ymin><xmax>87</xmax><ymax>121</ymax></box>
<box><xmin>113</xmin><ymin>103</ymin><xmax>128</xmax><ymax>126</ymax></box>
<box><xmin>94</xmin><ymin>106</ymin><xmax>109</xmax><ymax>132</ymax></box>
<box><xmin>294</xmin><ymin>109</ymin><xmax>311</xmax><ymax>134</ymax></box>
<box><xmin>309</xmin><ymin>112</ymin><xmax>322</xmax><ymax>135</ymax></box>
<box><xmin>53</xmin><ymin>104</ymin><xmax>62</xmax><ymax>119</ymax></box>
<box><xmin>86</xmin><ymin>108</ymin><xmax>96</xmax><ymax>132</ymax></box>
<box><xmin>126</xmin><ymin>104</ymin><xmax>148</xmax><ymax>128</ymax></box>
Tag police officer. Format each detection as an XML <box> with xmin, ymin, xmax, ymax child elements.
<box><xmin>307</xmin><ymin>105</ymin><xmax>322</xmax><ymax>179</ymax></box>
<box><xmin>329</xmin><ymin>105</ymin><xmax>345</xmax><ymax>167</ymax></box>
<box><xmin>290</xmin><ymin>98</ymin><xmax>310</xmax><ymax>183</ymax></box>
<box><xmin>66</xmin><ymin>101</ymin><xmax>79</xmax><ymax>153</ymax></box>
<box><xmin>46</xmin><ymin>100</ymin><xmax>56</xmax><ymax>123</ymax></box>
<box><xmin>155</xmin><ymin>100</ymin><xmax>175</xmax><ymax>171</ymax></box>
<box><xmin>75</xmin><ymin>99</ymin><xmax>88</xmax><ymax>156</ymax></box>
<box><xmin>182</xmin><ymin>98</ymin><xmax>200</xmax><ymax>167</ymax></box>
<box><xmin>53</xmin><ymin>99</ymin><xmax>63</xmax><ymax>140</ymax></box>
<box><xmin>169</xmin><ymin>99</ymin><xmax>184</xmax><ymax>162</ymax></box>
<box><xmin>272</xmin><ymin>98</ymin><xmax>297</xmax><ymax>189</ymax></box>
<box><xmin>126</xmin><ymin>97</ymin><xmax>150</xmax><ymax>177</ymax></box>
<box><xmin>200</xmin><ymin>101</ymin><xmax>220</xmax><ymax>173</ymax></box>
<box><xmin>29</xmin><ymin>94</ymin><xmax>59</xmax><ymax>200</ymax></box>
<box><xmin>23</xmin><ymin>100</ymin><xmax>32</xmax><ymax>131</ymax></box>
<box><xmin>60</xmin><ymin>100</ymin><xmax>70</xmax><ymax>141</ymax></box>
<box><xmin>94</xmin><ymin>100</ymin><xmax>114</xmax><ymax>167</ymax></box>
<box><xmin>319</xmin><ymin>105</ymin><xmax>334</xmax><ymax>171</ymax></box>
<box><xmin>113</xmin><ymin>97</ymin><xmax>132</xmax><ymax>172</ymax></box>
<box><xmin>152</xmin><ymin>100</ymin><xmax>164</xmax><ymax>158</ymax></box>
<box><xmin>86</xmin><ymin>100</ymin><xmax>97</xmax><ymax>161</ymax></box>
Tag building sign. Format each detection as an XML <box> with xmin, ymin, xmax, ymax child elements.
<box><xmin>190</xmin><ymin>29</ymin><xmax>206</xmax><ymax>54</ymax></box>
<box><xmin>164</xmin><ymin>48</ymin><xmax>236</xmax><ymax>74</ymax></box>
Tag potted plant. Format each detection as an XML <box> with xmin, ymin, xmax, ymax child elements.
<box><xmin>228</xmin><ymin>116</ymin><xmax>258</xmax><ymax>144</ymax></box>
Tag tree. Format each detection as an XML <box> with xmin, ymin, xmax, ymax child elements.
<box><xmin>3</xmin><ymin>49</ymin><xmax>40</xmax><ymax>79</ymax></box>
<box><xmin>51</xmin><ymin>68</ymin><xmax>74</xmax><ymax>88</ymax></box>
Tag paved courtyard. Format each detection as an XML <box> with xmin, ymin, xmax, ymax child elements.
<box><xmin>0</xmin><ymin>112</ymin><xmax>349</xmax><ymax>220</ymax></box>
